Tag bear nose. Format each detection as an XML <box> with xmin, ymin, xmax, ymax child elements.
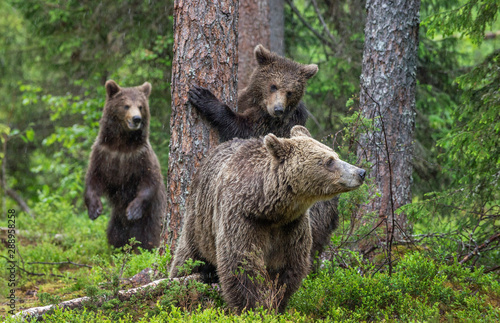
<box><xmin>274</xmin><ymin>106</ymin><xmax>284</xmax><ymax>116</ymax></box>
<box><xmin>132</xmin><ymin>116</ymin><xmax>142</xmax><ymax>125</ymax></box>
<box><xmin>358</xmin><ymin>169</ymin><xmax>366</xmax><ymax>181</ymax></box>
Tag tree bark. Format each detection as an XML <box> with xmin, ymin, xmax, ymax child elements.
<box><xmin>357</xmin><ymin>0</ymin><xmax>420</xmax><ymax>242</ymax></box>
<box><xmin>238</xmin><ymin>0</ymin><xmax>284</xmax><ymax>91</ymax></box>
<box><xmin>162</xmin><ymin>0</ymin><xmax>238</xmax><ymax>252</ymax></box>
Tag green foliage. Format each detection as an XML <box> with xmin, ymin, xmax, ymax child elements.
<box><xmin>157</xmin><ymin>278</ymin><xmax>225</xmax><ymax>312</ymax></box>
<box><xmin>285</xmin><ymin>0</ymin><xmax>365</xmax><ymax>138</ymax></box>
<box><xmin>38</xmin><ymin>292</ymin><xmax>62</xmax><ymax>306</ymax></box>
<box><xmin>90</xmin><ymin>239</ymin><xmax>143</xmax><ymax>297</ymax></box>
<box><xmin>7</xmin><ymin>306</ymin><xmax>313</xmax><ymax>323</ymax></box>
<box><xmin>405</xmin><ymin>0</ymin><xmax>500</xmax><ymax>270</ymax></box>
<box><xmin>424</xmin><ymin>0</ymin><xmax>500</xmax><ymax>45</ymax></box>
<box><xmin>290</xmin><ymin>251</ymin><xmax>500</xmax><ymax>322</ymax></box>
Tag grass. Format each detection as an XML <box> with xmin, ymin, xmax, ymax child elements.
<box><xmin>1</xmin><ymin>196</ymin><xmax>499</xmax><ymax>321</ymax></box>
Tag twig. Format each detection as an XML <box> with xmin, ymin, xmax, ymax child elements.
<box><xmin>285</xmin><ymin>0</ymin><xmax>335</xmax><ymax>48</ymax></box>
<box><xmin>306</xmin><ymin>109</ymin><xmax>323</xmax><ymax>132</ymax></box>
<box><xmin>0</xmin><ymin>256</ymin><xmax>70</xmax><ymax>279</ymax></box>
<box><xmin>6</xmin><ymin>188</ymin><xmax>35</xmax><ymax>219</ymax></box>
<box><xmin>484</xmin><ymin>265</ymin><xmax>500</xmax><ymax>274</ymax></box>
<box><xmin>310</xmin><ymin>0</ymin><xmax>338</xmax><ymax>47</ymax></box>
<box><xmin>361</xmin><ymin>85</ymin><xmax>397</xmax><ymax>276</ymax></box>
<box><xmin>459</xmin><ymin>232</ymin><xmax>500</xmax><ymax>264</ymax></box>
<box><xmin>28</xmin><ymin>259</ymin><xmax>92</xmax><ymax>269</ymax></box>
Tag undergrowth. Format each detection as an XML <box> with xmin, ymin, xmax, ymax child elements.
<box><xmin>290</xmin><ymin>252</ymin><xmax>500</xmax><ymax>322</ymax></box>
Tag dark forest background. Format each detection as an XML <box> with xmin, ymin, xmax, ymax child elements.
<box><xmin>0</xmin><ymin>0</ymin><xmax>499</xmax><ymax>321</ymax></box>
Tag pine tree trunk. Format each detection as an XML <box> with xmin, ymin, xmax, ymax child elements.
<box><xmin>357</xmin><ymin>0</ymin><xmax>420</xmax><ymax>242</ymax></box>
<box><xmin>162</xmin><ymin>0</ymin><xmax>239</xmax><ymax>251</ymax></box>
<box><xmin>238</xmin><ymin>0</ymin><xmax>284</xmax><ymax>91</ymax></box>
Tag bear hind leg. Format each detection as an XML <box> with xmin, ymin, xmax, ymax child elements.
<box><xmin>107</xmin><ymin>211</ymin><xmax>131</xmax><ymax>249</ymax></box>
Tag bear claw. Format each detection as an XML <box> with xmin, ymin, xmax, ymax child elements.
<box><xmin>88</xmin><ymin>203</ymin><xmax>102</xmax><ymax>220</ymax></box>
<box><xmin>188</xmin><ymin>86</ymin><xmax>220</xmax><ymax>110</ymax></box>
<box><xmin>126</xmin><ymin>201</ymin><xmax>143</xmax><ymax>221</ymax></box>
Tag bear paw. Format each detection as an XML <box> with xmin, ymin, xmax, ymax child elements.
<box><xmin>87</xmin><ymin>199</ymin><xmax>103</xmax><ymax>220</ymax></box>
<box><xmin>188</xmin><ymin>86</ymin><xmax>220</xmax><ymax>112</ymax></box>
<box><xmin>126</xmin><ymin>199</ymin><xmax>143</xmax><ymax>221</ymax></box>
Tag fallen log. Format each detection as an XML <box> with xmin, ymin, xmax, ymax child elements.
<box><xmin>15</xmin><ymin>274</ymin><xmax>200</xmax><ymax>321</ymax></box>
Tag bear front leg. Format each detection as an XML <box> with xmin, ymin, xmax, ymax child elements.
<box><xmin>217</xmin><ymin>251</ymin><xmax>265</xmax><ymax>313</ymax></box>
<box><xmin>84</xmin><ymin>151</ymin><xmax>105</xmax><ymax>220</ymax></box>
<box><xmin>188</xmin><ymin>86</ymin><xmax>226</xmax><ymax>117</ymax></box>
<box><xmin>84</xmin><ymin>179</ymin><xmax>103</xmax><ymax>220</ymax></box>
<box><xmin>127</xmin><ymin>185</ymin><xmax>155</xmax><ymax>221</ymax></box>
<box><xmin>188</xmin><ymin>86</ymin><xmax>251</xmax><ymax>142</ymax></box>
<box><xmin>169</xmin><ymin>227</ymin><xmax>202</xmax><ymax>278</ymax></box>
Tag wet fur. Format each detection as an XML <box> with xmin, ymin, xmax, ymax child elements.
<box><xmin>84</xmin><ymin>80</ymin><xmax>166</xmax><ymax>250</ymax></box>
<box><xmin>170</xmin><ymin>126</ymin><xmax>365</xmax><ymax>312</ymax></box>
<box><xmin>188</xmin><ymin>45</ymin><xmax>339</xmax><ymax>267</ymax></box>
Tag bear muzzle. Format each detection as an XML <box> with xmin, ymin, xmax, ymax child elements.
<box><xmin>127</xmin><ymin>115</ymin><xmax>142</xmax><ymax>130</ymax></box>
<box><xmin>274</xmin><ymin>105</ymin><xmax>284</xmax><ymax>116</ymax></box>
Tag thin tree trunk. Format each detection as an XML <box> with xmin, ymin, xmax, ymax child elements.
<box><xmin>162</xmin><ymin>0</ymin><xmax>239</xmax><ymax>252</ymax></box>
<box><xmin>238</xmin><ymin>0</ymin><xmax>284</xmax><ymax>92</ymax></box>
<box><xmin>357</xmin><ymin>0</ymin><xmax>420</xmax><ymax>242</ymax></box>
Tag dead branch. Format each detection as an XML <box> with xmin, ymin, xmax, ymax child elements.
<box><xmin>484</xmin><ymin>265</ymin><xmax>500</xmax><ymax>274</ymax></box>
<box><xmin>310</xmin><ymin>0</ymin><xmax>338</xmax><ymax>47</ymax></box>
<box><xmin>285</xmin><ymin>0</ymin><xmax>335</xmax><ymax>49</ymax></box>
<box><xmin>15</xmin><ymin>274</ymin><xmax>200</xmax><ymax>320</ymax></box>
<box><xmin>6</xmin><ymin>188</ymin><xmax>35</xmax><ymax>218</ymax></box>
<box><xmin>459</xmin><ymin>232</ymin><xmax>500</xmax><ymax>264</ymax></box>
<box><xmin>0</xmin><ymin>256</ymin><xmax>70</xmax><ymax>279</ymax></box>
<box><xmin>28</xmin><ymin>259</ymin><xmax>92</xmax><ymax>269</ymax></box>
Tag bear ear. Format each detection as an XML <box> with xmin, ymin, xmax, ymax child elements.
<box><xmin>302</xmin><ymin>64</ymin><xmax>318</xmax><ymax>80</ymax></box>
<box><xmin>105</xmin><ymin>80</ymin><xmax>121</xmax><ymax>99</ymax></box>
<box><xmin>254</xmin><ymin>44</ymin><xmax>274</xmax><ymax>66</ymax></box>
<box><xmin>290</xmin><ymin>125</ymin><xmax>312</xmax><ymax>138</ymax></box>
<box><xmin>140</xmin><ymin>82</ymin><xmax>152</xmax><ymax>98</ymax></box>
<box><xmin>264</xmin><ymin>133</ymin><xmax>291</xmax><ymax>161</ymax></box>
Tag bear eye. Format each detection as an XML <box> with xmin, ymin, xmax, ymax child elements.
<box><xmin>325</xmin><ymin>158</ymin><xmax>335</xmax><ymax>168</ymax></box>
<box><xmin>139</xmin><ymin>106</ymin><xmax>143</xmax><ymax>111</ymax></box>
<box><xmin>270</xmin><ymin>85</ymin><xmax>278</xmax><ymax>92</ymax></box>
<box><xmin>124</xmin><ymin>105</ymin><xmax>130</xmax><ymax>110</ymax></box>
<box><xmin>286</xmin><ymin>91</ymin><xmax>292</xmax><ymax>98</ymax></box>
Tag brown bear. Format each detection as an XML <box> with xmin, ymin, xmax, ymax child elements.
<box><xmin>169</xmin><ymin>126</ymin><xmax>365</xmax><ymax>313</ymax></box>
<box><xmin>189</xmin><ymin>44</ymin><xmax>339</xmax><ymax>268</ymax></box>
<box><xmin>84</xmin><ymin>80</ymin><xmax>167</xmax><ymax>250</ymax></box>
<box><xmin>188</xmin><ymin>44</ymin><xmax>318</xmax><ymax>141</ymax></box>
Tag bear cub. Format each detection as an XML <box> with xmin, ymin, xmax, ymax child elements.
<box><xmin>170</xmin><ymin>126</ymin><xmax>365</xmax><ymax>313</ymax></box>
<box><xmin>188</xmin><ymin>44</ymin><xmax>318</xmax><ymax>141</ymax></box>
<box><xmin>84</xmin><ymin>80</ymin><xmax>167</xmax><ymax>250</ymax></box>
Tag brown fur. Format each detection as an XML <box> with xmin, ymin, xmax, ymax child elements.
<box><xmin>189</xmin><ymin>45</ymin><xmax>340</xmax><ymax>268</ymax></box>
<box><xmin>170</xmin><ymin>126</ymin><xmax>365</xmax><ymax>312</ymax></box>
<box><xmin>188</xmin><ymin>44</ymin><xmax>317</xmax><ymax>141</ymax></box>
<box><xmin>84</xmin><ymin>80</ymin><xmax>166</xmax><ymax>250</ymax></box>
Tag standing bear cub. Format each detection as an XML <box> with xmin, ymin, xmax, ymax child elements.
<box><xmin>84</xmin><ymin>80</ymin><xmax>167</xmax><ymax>250</ymax></box>
<box><xmin>188</xmin><ymin>44</ymin><xmax>318</xmax><ymax>141</ymax></box>
<box><xmin>170</xmin><ymin>126</ymin><xmax>365</xmax><ymax>313</ymax></box>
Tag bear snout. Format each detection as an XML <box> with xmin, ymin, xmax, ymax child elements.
<box><xmin>274</xmin><ymin>105</ymin><xmax>284</xmax><ymax>116</ymax></box>
<box><xmin>132</xmin><ymin>115</ymin><xmax>142</xmax><ymax>125</ymax></box>
<box><xmin>126</xmin><ymin>114</ymin><xmax>142</xmax><ymax>130</ymax></box>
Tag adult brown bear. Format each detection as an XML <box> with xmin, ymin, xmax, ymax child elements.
<box><xmin>189</xmin><ymin>45</ymin><xmax>340</xmax><ymax>267</ymax></box>
<box><xmin>170</xmin><ymin>126</ymin><xmax>365</xmax><ymax>312</ymax></box>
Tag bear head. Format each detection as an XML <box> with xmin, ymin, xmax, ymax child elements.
<box><xmin>264</xmin><ymin>125</ymin><xmax>365</xmax><ymax>203</ymax></box>
<box><xmin>103</xmin><ymin>80</ymin><xmax>152</xmax><ymax>133</ymax></box>
<box><xmin>248</xmin><ymin>45</ymin><xmax>318</xmax><ymax>118</ymax></box>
